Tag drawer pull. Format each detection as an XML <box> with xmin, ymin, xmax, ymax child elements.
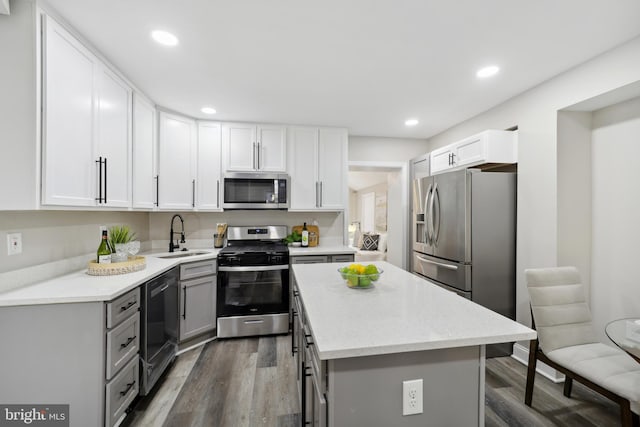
<box><xmin>120</xmin><ymin>336</ymin><xmax>136</xmax><ymax>349</ymax></box>
<box><xmin>120</xmin><ymin>301</ymin><xmax>136</xmax><ymax>312</ymax></box>
<box><xmin>119</xmin><ymin>381</ymin><xmax>136</xmax><ymax>397</ymax></box>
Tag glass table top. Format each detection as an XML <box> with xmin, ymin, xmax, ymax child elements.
<box><xmin>605</xmin><ymin>318</ymin><xmax>640</xmax><ymax>362</ymax></box>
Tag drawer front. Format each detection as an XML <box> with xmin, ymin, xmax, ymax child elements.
<box><xmin>106</xmin><ymin>312</ymin><xmax>140</xmax><ymax>380</ymax></box>
<box><xmin>291</xmin><ymin>256</ymin><xmax>329</xmax><ymax>264</ymax></box>
<box><xmin>106</xmin><ymin>288</ymin><xmax>140</xmax><ymax>329</ymax></box>
<box><xmin>180</xmin><ymin>259</ymin><xmax>217</xmax><ymax>280</ymax></box>
<box><xmin>105</xmin><ymin>356</ymin><xmax>139</xmax><ymax>427</ymax></box>
<box><xmin>330</xmin><ymin>254</ymin><xmax>354</xmax><ymax>263</ymax></box>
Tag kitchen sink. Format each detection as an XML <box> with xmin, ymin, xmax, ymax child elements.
<box><xmin>156</xmin><ymin>251</ymin><xmax>211</xmax><ymax>259</ymax></box>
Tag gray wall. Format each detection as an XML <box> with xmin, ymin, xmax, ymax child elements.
<box><xmin>0</xmin><ymin>211</ymin><xmax>149</xmax><ymax>291</ymax></box>
<box><xmin>349</xmin><ymin>136</ymin><xmax>428</xmax><ymax>162</ymax></box>
<box><xmin>590</xmin><ymin>96</ymin><xmax>640</xmax><ymax>341</ymax></box>
<box><xmin>0</xmin><ymin>0</ymin><xmax>38</xmax><ymax>209</ymax></box>
<box><xmin>426</xmin><ymin>35</ymin><xmax>640</xmax><ymax>332</ymax></box>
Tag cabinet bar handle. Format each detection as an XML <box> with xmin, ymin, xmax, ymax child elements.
<box><xmin>120</xmin><ymin>301</ymin><xmax>136</xmax><ymax>311</ymax></box>
<box><xmin>319</xmin><ymin>182</ymin><xmax>323</xmax><ymax>207</ymax></box>
<box><xmin>120</xmin><ymin>336</ymin><xmax>136</xmax><ymax>349</ymax></box>
<box><xmin>182</xmin><ymin>286</ymin><xmax>187</xmax><ymax>319</ymax></box>
<box><xmin>192</xmin><ymin>179</ymin><xmax>196</xmax><ymax>207</ymax></box>
<box><xmin>216</xmin><ymin>179</ymin><xmax>220</xmax><ymax>207</ymax></box>
<box><xmin>103</xmin><ymin>157</ymin><xmax>108</xmax><ymax>204</ymax></box>
<box><xmin>253</xmin><ymin>142</ymin><xmax>257</xmax><ymax>170</ymax></box>
<box><xmin>119</xmin><ymin>381</ymin><xmax>135</xmax><ymax>397</ymax></box>
<box><xmin>155</xmin><ymin>175</ymin><xmax>159</xmax><ymax>207</ymax></box>
<box><xmin>95</xmin><ymin>157</ymin><xmax>103</xmax><ymax>203</ymax></box>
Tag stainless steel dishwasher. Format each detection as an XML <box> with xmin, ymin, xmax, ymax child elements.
<box><xmin>139</xmin><ymin>266</ymin><xmax>179</xmax><ymax>395</ymax></box>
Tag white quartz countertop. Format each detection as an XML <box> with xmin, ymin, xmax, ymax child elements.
<box><xmin>0</xmin><ymin>249</ymin><xmax>220</xmax><ymax>307</ymax></box>
<box><xmin>288</xmin><ymin>246</ymin><xmax>356</xmax><ymax>256</ymax></box>
<box><xmin>292</xmin><ymin>261</ymin><xmax>536</xmax><ymax>360</ymax></box>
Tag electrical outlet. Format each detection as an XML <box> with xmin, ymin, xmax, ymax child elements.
<box><xmin>402</xmin><ymin>379</ymin><xmax>423</xmax><ymax>416</ymax></box>
<box><xmin>7</xmin><ymin>232</ymin><xmax>22</xmax><ymax>256</ymax></box>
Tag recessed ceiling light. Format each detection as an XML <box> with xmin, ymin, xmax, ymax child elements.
<box><xmin>151</xmin><ymin>30</ymin><xmax>179</xmax><ymax>47</ymax></box>
<box><xmin>201</xmin><ymin>107</ymin><xmax>217</xmax><ymax>115</ymax></box>
<box><xmin>476</xmin><ymin>65</ymin><xmax>500</xmax><ymax>78</ymax></box>
<box><xmin>405</xmin><ymin>119</ymin><xmax>419</xmax><ymax>127</ymax></box>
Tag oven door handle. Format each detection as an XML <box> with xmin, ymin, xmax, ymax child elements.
<box><xmin>218</xmin><ymin>265</ymin><xmax>289</xmax><ymax>272</ymax></box>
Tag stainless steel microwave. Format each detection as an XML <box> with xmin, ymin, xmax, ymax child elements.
<box><xmin>221</xmin><ymin>173</ymin><xmax>290</xmax><ymax>210</ymax></box>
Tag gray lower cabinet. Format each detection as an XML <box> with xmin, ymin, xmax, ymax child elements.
<box><xmin>294</xmin><ymin>283</ymin><xmax>328</xmax><ymax>427</ymax></box>
<box><xmin>179</xmin><ymin>259</ymin><xmax>217</xmax><ymax>342</ymax></box>
<box><xmin>0</xmin><ymin>287</ymin><xmax>141</xmax><ymax>427</ymax></box>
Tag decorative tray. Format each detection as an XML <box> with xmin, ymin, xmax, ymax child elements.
<box><xmin>87</xmin><ymin>256</ymin><xmax>146</xmax><ymax>276</ymax></box>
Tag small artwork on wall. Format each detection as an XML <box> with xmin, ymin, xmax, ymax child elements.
<box><xmin>375</xmin><ymin>193</ymin><xmax>387</xmax><ymax>231</ymax></box>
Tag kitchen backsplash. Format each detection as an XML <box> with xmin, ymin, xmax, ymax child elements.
<box><xmin>148</xmin><ymin>211</ymin><xmax>345</xmax><ymax>250</ymax></box>
<box><xmin>0</xmin><ymin>210</ymin><xmax>345</xmax><ymax>292</ymax></box>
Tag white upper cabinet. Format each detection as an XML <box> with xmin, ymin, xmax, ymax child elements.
<box><xmin>222</xmin><ymin>123</ymin><xmax>286</xmax><ymax>172</ymax></box>
<box><xmin>196</xmin><ymin>122</ymin><xmax>222</xmax><ymax>210</ymax></box>
<box><xmin>287</xmin><ymin>126</ymin><xmax>347</xmax><ymax>211</ymax></box>
<box><xmin>257</xmin><ymin>125</ymin><xmax>287</xmax><ymax>172</ymax></box>
<box><xmin>41</xmin><ymin>14</ymin><xmax>132</xmax><ymax>208</ymax></box>
<box><xmin>96</xmin><ymin>67</ymin><xmax>131</xmax><ymax>208</ymax></box>
<box><xmin>41</xmin><ymin>15</ymin><xmax>97</xmax><ymax>206</ymax></box>
<box><xmin>288</xmin><ymin>127</ymin><xmax>319</xmax><ymax>210</ymax></box>
<box><xmin>430</xmin><ymin>130</ymin><xmax>517</xmax><ymax>175</ymax></box>
<box><xmin>132</xmin><ymin>94</ymin><xmax>157</xmax><ymax>209</ymax></box>
<box><xmin>158</xmin><ymin>112</ymin><xmax>196</xmax><ymax>210</ymax></box>
<box><xmin>317</xmin><ymin>128</ymin><xmax>347</xmax><ymax>209</ymax></box>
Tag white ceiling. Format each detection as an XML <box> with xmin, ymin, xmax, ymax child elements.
<box><xmin>46</xmin><ymin>0</ymin><xmax>640</xmax><ymax>138</ymax></box>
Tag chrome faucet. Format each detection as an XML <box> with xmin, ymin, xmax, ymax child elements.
<box><xmin>169</xmin><ymin>214</ymin><xmax>186</xmax><ymax>252</ymax></box>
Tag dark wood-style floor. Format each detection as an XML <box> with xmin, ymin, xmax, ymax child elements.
<box><xmin>124</xmin><ymin>335</ymin><xmax>622</xmax><ymax>427</ymax></box>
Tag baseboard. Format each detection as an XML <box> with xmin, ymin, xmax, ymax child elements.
<box><xmin>511</xmin><ymin>343</ymin><xmax>565</xmax><ymax>383</ymax></box>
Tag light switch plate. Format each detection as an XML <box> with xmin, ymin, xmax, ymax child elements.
<box><xmin>7</xmin><ymin>232</ymin><xmax>22</xmax><ymax>255</ymax></box>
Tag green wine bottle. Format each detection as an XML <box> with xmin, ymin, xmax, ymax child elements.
<box><xmin>97</xmin><ymin>230</ymin><xmax>112</xmax><ymax>264</ymax></box>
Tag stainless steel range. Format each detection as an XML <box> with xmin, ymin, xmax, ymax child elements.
<box><xmin>216</xmin><ymin>226</ymin><xmax>290</xmax><ymax>338</ymax></box>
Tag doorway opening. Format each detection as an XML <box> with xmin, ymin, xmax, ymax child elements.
<box><xmin>348</xmin><ymin>161</ymin><xmax>409</xmax><ymax>269</ymax></box>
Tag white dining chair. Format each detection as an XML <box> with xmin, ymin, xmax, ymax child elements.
<box><xmin>525</xmin><ymin>266</ymin><xmax>640</xmax><ymax>426</ymax></box>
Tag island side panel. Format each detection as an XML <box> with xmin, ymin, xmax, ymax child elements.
<box><xmin>328</xmin><ymin>345</ymin><xmax>482</xmax><ymax>426</ymax></box>
<box><xmin>0</xmin><ymin>302</ymin><xmax>105</xmax><ymax>427</ymax></box>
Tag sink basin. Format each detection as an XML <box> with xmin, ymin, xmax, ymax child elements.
<box><xmin>156</xmin><ymin>251</ymin><xmax>211</xmax><ymax>259</ymax></box>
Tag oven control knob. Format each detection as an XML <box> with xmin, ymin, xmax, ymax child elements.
<box><xmin>272</xmin><ymin>256</ymin><xmax>281</xmax><ymax>263</ymax></box>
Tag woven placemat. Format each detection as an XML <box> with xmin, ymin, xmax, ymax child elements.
<box><xmin>87</xmin><ymin>256</ymin><xmax>146</xmax><ymax>276</ymax></box>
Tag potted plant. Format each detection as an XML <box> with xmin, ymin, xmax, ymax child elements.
<box><xmin>109</xmin><ymin>225</ymin><xmax>136</xmax><ymax>262</ymax></box>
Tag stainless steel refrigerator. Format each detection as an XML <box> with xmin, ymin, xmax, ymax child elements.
<box><xmin>412</xmin><ymin>168</ymin><xmax>516</xmax><ymax>357</ymax></box>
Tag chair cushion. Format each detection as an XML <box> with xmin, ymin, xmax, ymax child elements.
<box><xmin>525</xmin><ymin>267</ymin><xmax>598</xmax><ymax>352</ymax></box>
<box><xmin>547</xmin><ymin>342</ymin><xmax>640</xmax><ymax>412</ymax></box>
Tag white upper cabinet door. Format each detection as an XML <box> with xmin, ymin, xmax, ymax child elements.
<box><xmin>41</xmin><ymin>15</ymin><xmax>97</xmax><ymax>206</ymax></box>
<box><xmin>96</xmin><ymin>67</ymin><xmax>131</xmax><ymax>208</ymax></box>
<box><xmin>197</xmin><ymin>122</ymin><xmax>222</xmax><ymax>210</ymax></box>
<box><xmin>257</xmin><ymin>125</ymin><xmax>286</xmax><ymax>172</ymax></box>
<box><xmin>317</xmin><ymin>128</ymin><xmax>347</xmax><ymax>210</ymax></box>
<box><xmin>430</xmin><ymin>130</ymin><xmax>517</xmax><ymax>175</ymax></box>
<box><xmin>158</xmin><ymin>112</ymin><xmax>196</xmax><ymax>210</ymax></box>
<box><xmin>132</xmin><ymin>94</ymin><xmax>156</xmax><ymax>209</ymax></box>
<box><xmin>222</xmin><ymin>123</ymin><xmax>256</xmax><ymax>172</ymax></box>
<box><xmin>287</xmin><ymin>127</ymin><xmax>319</xmax><ymax>210</ymax></box>
<box><xmin>455</xmin><ymin>130</ymin><xmax>516</xmax><ymax>168</ymax></box>
<box><xmin>430</xmin><ymin>145</ymin><xmax>455</xmax><ymax>175</ymax></box>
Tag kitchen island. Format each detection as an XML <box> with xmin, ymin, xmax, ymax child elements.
<box><xmin>292</xmin><ymin>261</ymin><xmax>536</xmax><ymax>426</ymax></box>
